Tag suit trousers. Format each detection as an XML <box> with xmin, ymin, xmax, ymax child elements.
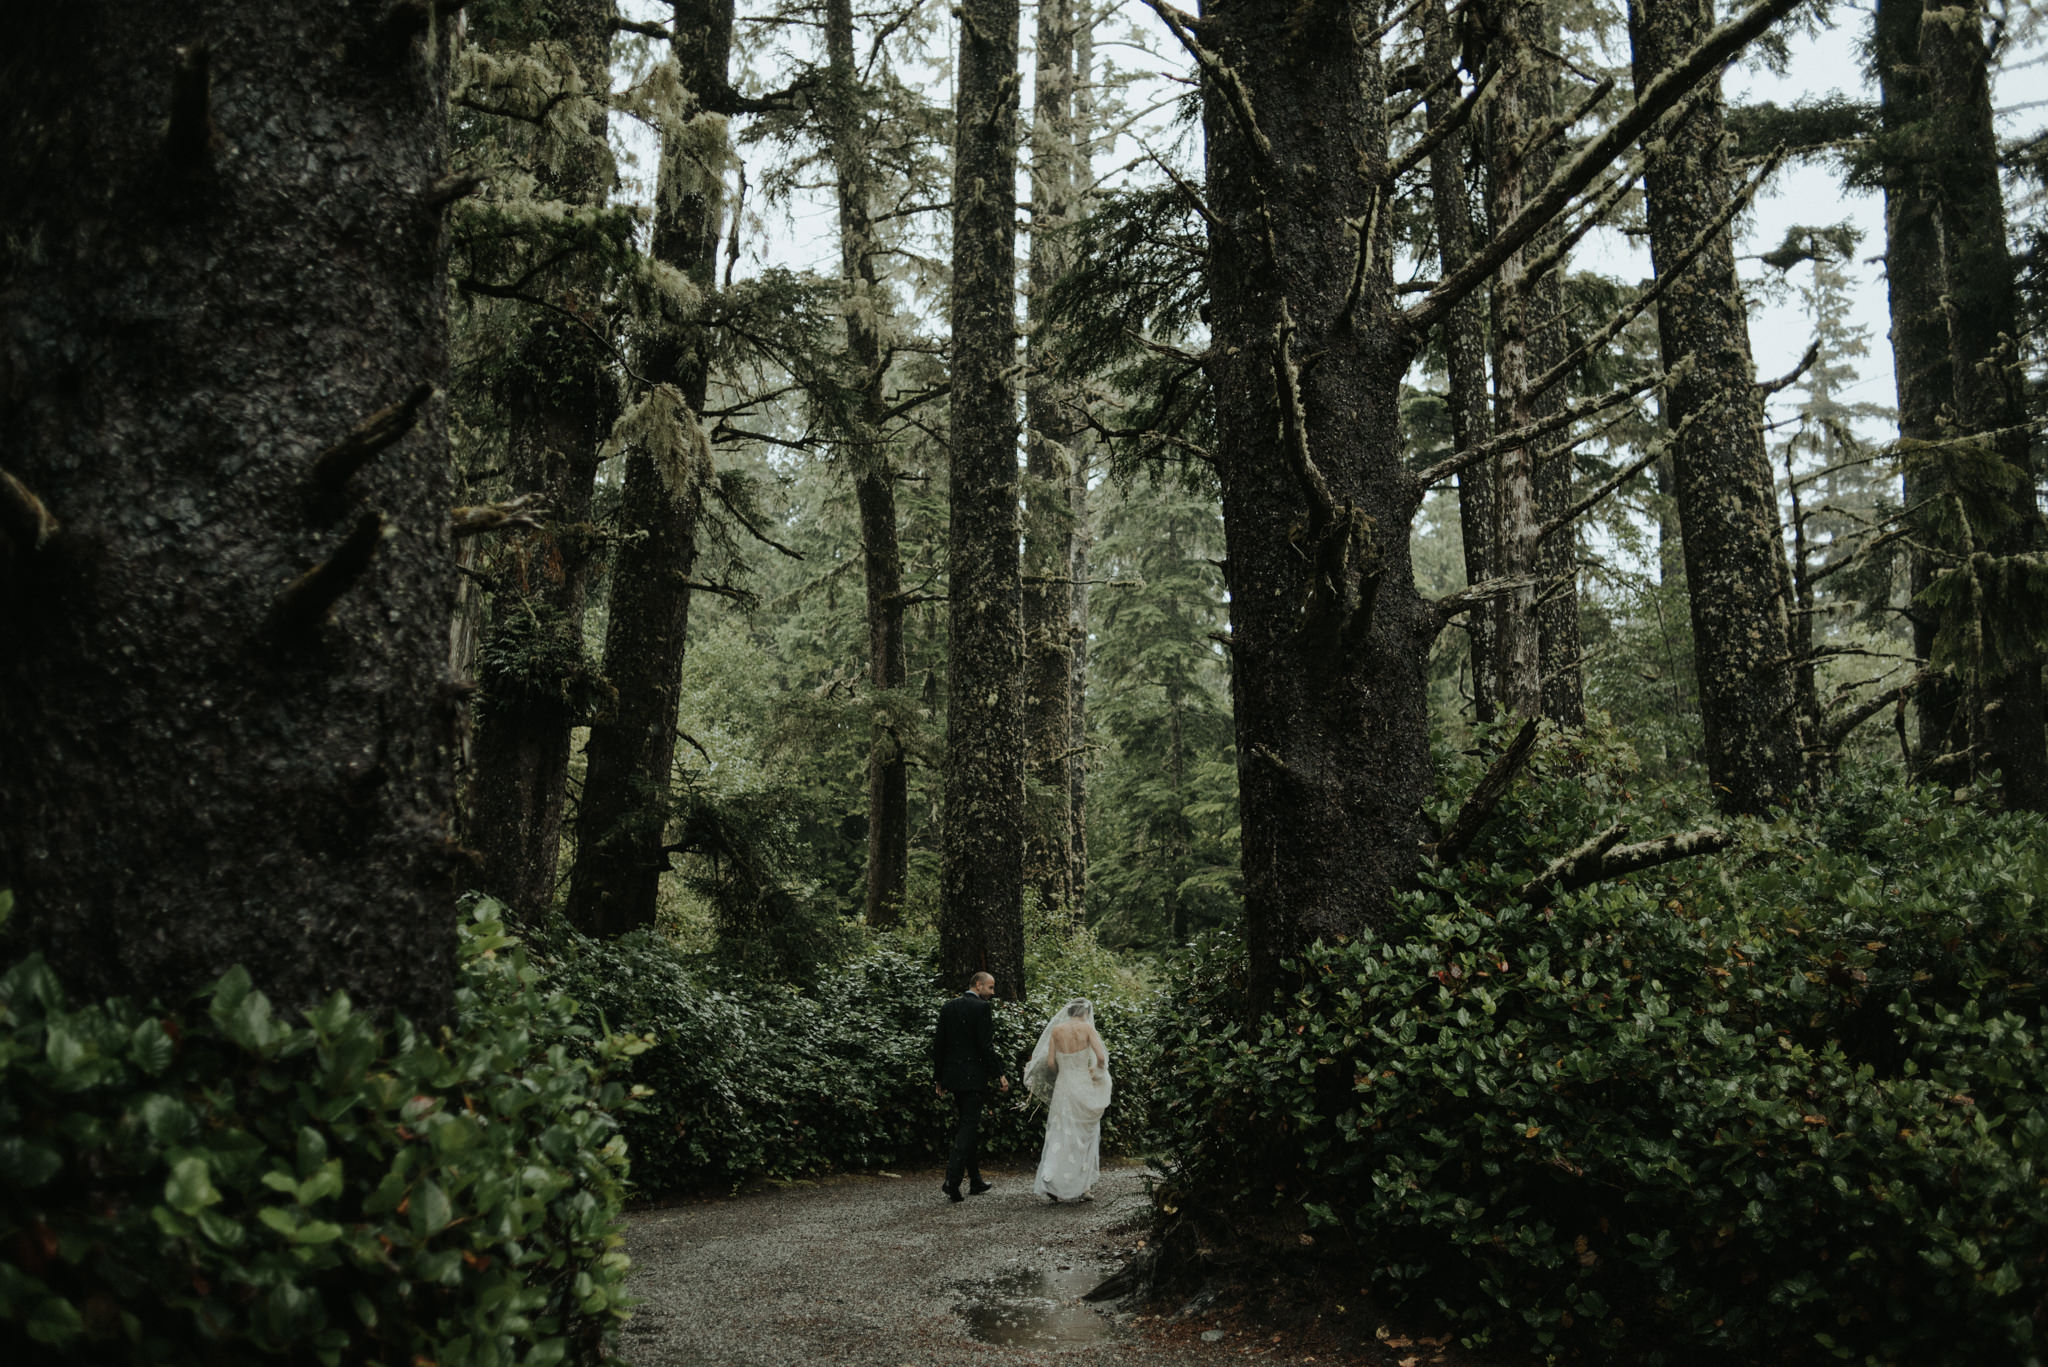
<box><xmin>945</xmin><ymin>1089</ymin><xmax>986</xmax><ymax>1188</ymax></box>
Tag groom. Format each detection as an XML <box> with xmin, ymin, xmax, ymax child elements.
<box><xmin>932</xmin><ymin>971</ymin><xmax>1010</xmax><ymax>1202</ymax></box>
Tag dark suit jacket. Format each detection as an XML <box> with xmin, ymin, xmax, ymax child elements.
<box><xmin>933</xmin><ymin>991</ymin><xmax>1002</xmax><ymax>1093</ymax></box>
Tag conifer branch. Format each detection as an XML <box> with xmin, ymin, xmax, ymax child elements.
<box><xmin>1387</xmin><ymin>63</ymin><xmax>1498</xmax><ymax>183</ymax></box>
<box><xmin>1523</xmin><ymin>147</ymin><xmax>1782</xmax><ymax>402</ymax></box>
<box><xmin>1404</xmin><ymin>0</ymin><xmax>1805</xmax><ymax>335</ymax></box>
<box><xmin>1414</xmin><ymin>371</ymin><xmax>1662</xmax><ymax>488</ymax></box>
<box><xmin>1536</xmin><ymin>446</ymin><xmax>1663</xmax><ymax>543</ymax></box>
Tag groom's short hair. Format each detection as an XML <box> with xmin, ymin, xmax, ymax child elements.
<box><xmin>969</xmin><ymin>971</ymin><xmax>993</xmax><ymax>989</ymax></box>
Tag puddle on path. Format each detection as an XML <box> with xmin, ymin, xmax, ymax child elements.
<box><xmin>958</xmin><ymin>1265</ymin><xmax>1115</xmax><ymax>1347</ymax></box>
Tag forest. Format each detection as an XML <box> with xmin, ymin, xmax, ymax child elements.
<box><xmin>3</xmin><ymin>0</ymin><xmax>2047</xmax><ymax>1363</ymax></box>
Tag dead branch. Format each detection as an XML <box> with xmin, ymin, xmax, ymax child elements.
<box><xmin>450</xmin><ymin>492</ymin><xmax>546</xmax><ymax>538</ymax></box>
<box><xmin>1404</xmin><ymin>0</ymin><xmax>1804</xmax><ymax>335</ymax></box>
<box><xmin>1388</xmin><ymin>63</ymin><xmax>1498</xmax><ymax>183</ymax></box>
<box><xmin>711</xmin><ymin>481</ymin><xmax>804</xmax><ymax>560</ymax></box>
<box><xmin>1415</xmin><ymin>370</ymin><xmax>1662</xmax><ymax>488</ymax></box>
<box><xmin>270</xmin><ymin>513</ymin><xmax>390</xmax><ymax>634</ymax></box>
<box><xmin>1433</xmin><ymin>717</ymin><xmax>1541</xmax><ymax>866</ymax></box>
<box><xmin>1823</xmin><ymin>667</ymin><xmax>1932</xmax><ymax>751</ymax></box>
<box><xmin>1521</xmin><ymin>825</ymin><xmax>1734</xmax><ymax>902</ymax></box>
<box><xmin>1756</xmin><ymin>340</ymin><xmax>1822</xmax><ymax>398</ymax></box>
<box><xmin>1525</xmin><ymin>148</ymin><xmax>1783</xmax><ymax>402</ymax></box>
<box><xmin>308</xmin><ymin>383</ymin><xmax>433</xmax><ymax>508</ymax></box>
<box><xmin>1517</xmin><ymin>824</ymin><xmax>1630</xmax><ymax>901</ymax></box>
<box><xmin>421</xmin><ymin>172</ymin><xmax>482</xmax><ymax>208</ymax></box>
<box><xmin>1431</xmin><ymin>571</ymin><xmax>1566</xmax><ymax>621</ymax></box>
<box><xmin>0</xmin><ymin>468</ymin><xmax>59</xmax><ymax>551</ymax></box>
<box><xmin>1536</xmin><ymin>445</ymin><xmax>1663</xmax><ymax>543</ymax></box>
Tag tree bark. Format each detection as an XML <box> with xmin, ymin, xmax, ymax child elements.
<box><xmin>1196</xmin><ymin>1</ymin><xmax>1434</xmax><ymax>1005</ymax></box>
<box><xmin>465</xmin><ymin>0</ymin><xmax>619</xmax><ymax>923</ymax></box>
<box><xmin>0</xmin><ymin>2</ymin><xmax>459</xmax><ymax>1019</ymax></box>
<box><xmin>1873</xmin><ymin>0</ymin><xmax>1964</xmax><ymax>772</ymax></box>
<box><xmin>1066</xmin><ymin>1</ymin><xmax>1098</xmax><ymax>912</ymax></box>
<box><xmin>566</xmin><ymin>0</ymin><xmax>728</xmax><ymax>935</ymax></box>
<box><xmin>1422</xmin><ymin>0</ymin><xmax>1500</xmax><ymax>724</ymax></box>
<box><xmin>824</xmin><ymin>0</ymin><xmax>911</xmax><ymax>927</ymax></box>
<box><xmin>1918</xmin><ymin>0</ymin><xmax>2048</xmax><ymax>809</ymax></box>
<box><xmin>940</xmin><ymin>0</ymin><xmax>1027</xmax><ymax>998</ymax></box>
<box><xmin>1023</xmin><ymin>0</ymin><xmax>1082</xmax><ymax>913</ymax></box>
<box><xmin>1629</xmin><ymin>0</ymin><xmax>1803</xmax><ymax>813</ymax></box>
<box><xmin>1481</xmin><ymin>0</ymin><xmax>1583</xmax><ymax>725</ymax></box>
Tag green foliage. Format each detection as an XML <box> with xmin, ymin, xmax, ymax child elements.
<box><xmin>1085</xmin><ymin>472</ymin><xmax>1240</xmax><ymax>948</ymax></box>
<box><xmin>530</xmin><ymin>919</ymin><xmax>1159</xmax><ymax>1194</ymax></box>
<box><xmin>1146</xmin><ymin>775</ymin><xmax>2048</xmax><ymax>1362</ymax></box>
<box><xmin>0</xmin><ymin>903</ymin><xmax>639</xmax><ymax>1366</ymax></box>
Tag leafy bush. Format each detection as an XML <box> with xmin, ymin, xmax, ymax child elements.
<box><xmin>535</xmin><ymin>914</ymin><xmax>1160</xmax><ymax>1194</ymax></box>
<box><xmin>0</xmin><ymin>898</ymin><xmax>639</xmax><ymax>1366</ymax></box>
<box><xmin>1148</xmin><ymin>776</ymin><xmax>2048</xmax><ymax>1363</ymax></box>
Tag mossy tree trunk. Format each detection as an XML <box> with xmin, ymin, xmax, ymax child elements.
<box><xmin>1023</xmin><ymin>0</ymin><xmax>1083</xmax><ymax>914</ymax></box>
<box><xmin>0</xmin><ymin>2</ymin><xmax>459</xmax><ymax>1019</ymax></box>
<box><xmin>1065</xmin><ymin>2</ymin><xmax>1099</xmax><ymax>912</ymax></box>
<box><xmin>1422</xmin><ymin>0</ymin><xmax>1499</xmax><ymax>724</ymax></box>
<box><xmin>1178</xmin><ymin>0</ymin><xmax>1802</xmax><ymax>1001</ymax></box>
<box><xmin>1873</xmin><ymin>0</ymin><xmax>1963</xmax><ymax>773</ymax></box>
<box><xmin>823</xmin><ymin>0</ymin><xmax>912</xmax><ymax>928</ymax></box>
<box><xmin>1195</xmin><ymin>1</ymin><xmax>1433</xmax><ymax>1005</ymax></box>
<box><xmin>566</xmin><ymin>0</ymin><xmax>729</xmax><ymax>936</ymax></box>
<box><xmin>466</xmin><ymin>0</ymin><xmax>619</xmax><ymax>923</ymax></box>
<box><xmin>940</xmin><ymin>0</ymin><xmax>1027</xmax><ymax>998</ymax></box>
<box><xmin>1482</xmin><ymin>0</ymin><xmax>1580</xmax><ymax>724</ymax></box>
<box><xmin>1629</xmin><ymin>0</ymin><xmax>1803</xmax><ymax>813</ymax></box>
<box><xmin>1917</xmin><ymin>0</ymin><xmax>2048</xmax><ymax>809</ymax></box>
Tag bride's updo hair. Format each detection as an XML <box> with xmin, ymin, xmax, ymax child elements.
<box><xmin>1066</xmin><ymin>999</ymin><xmax>1090</xmax><ymax>1019</ymax></box>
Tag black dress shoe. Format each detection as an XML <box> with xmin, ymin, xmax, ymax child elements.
<box><xmin>968</xmin><ymin>1181</ymin><xmax>994</xmax><ymax>1196</ymax></box>
<box><xmin>941</xmin><ymin>1182</ymin><xmax>964</xmax><ymax>1203</ymax></box>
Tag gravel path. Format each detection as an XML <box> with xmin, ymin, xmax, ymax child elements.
<box><xmin>619</xmin><ymin>1160</ymin><xmax>1438</xmax><ymax>1367</ymax></box>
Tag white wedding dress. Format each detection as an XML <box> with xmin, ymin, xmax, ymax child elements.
<box><xmin>1027</xmin><ymin>1001</ymin><xmax>1112</xmax><ymax>1201</ymax></box>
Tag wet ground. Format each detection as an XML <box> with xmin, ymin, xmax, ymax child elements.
<box><xmin>619</xmin><ymin>1161</ymin><xmax>1491</xmax><ymax>1366</ymax></box>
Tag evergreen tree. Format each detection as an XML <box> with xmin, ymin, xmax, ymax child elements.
<box><xmin>941</xmin><ymin>0</ymin><xmax>1028</xmax><ymax>997</ymax></box>
<box><xmin>569</xmin><ymin>0</ymin><xmax>735</xmax><ymax>934</ymax></box>
<box><xmin>1085</xmin><ymin>475</ymin><xmax>1238</xmax><ymax>948</ymax></box>
<box><xmin>457</xmin><ymin>0</ymin><xmax>625</xmax><ymax>922</ymax></box>
<box><xmin>1629</xmin><ymin>0</ymin><xmax>1804</xmax><ymax>813</ymax></box>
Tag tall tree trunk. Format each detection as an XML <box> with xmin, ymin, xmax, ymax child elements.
<box><xmin>1423</xmin><ymin>0</ymin><xmax>1499</xmax><ymax>724</ymax></box>
<box><xmin>1482</xmin><ymin>0</ymin><xmax>1582</xmax><ymax>724</ymax></box>
<box><xmin>940</xmin><ymin>0</ymin><xmax>1027</xmax><ymax>997</ymax></box>
<box><xmin>466</xmin><ymin>0</ymin><xmax>619</xmax><ymax>922</ymax></box>
<box><xmin>1874</xmin><ymin>0</ymin><xmax>1963</xmax><ymax>773</ymax></box>
<box><xmin>1629</xmin><ymin>0</ymin><xmax>1803</xmax><ymax>813</ymax></box>
<box><xmin>1919</xmin><ymin>0</ymin><xmax>2048</xmax><ymax>809</ymax></box>
<box><xmin>824</xmin><ymin>0</ymin><xmax>911</xmax><ymax>927</ymax></box>
<box><xmin>1198</xmin><ymin>1</ymin><xmax>1433</xmax><ymax>1005</ymax></box>
<box><xmin>566</xmin><ymin>0</ymin><xmax>728</xmax><ymax>935</ymax></box>
<box><xmin>1066</xmin><ymin>1</ymin><xmax>1099</xmax><ymax>912</ymax></box>
<box><xmin>1023</xmin><ymin>0</ymin><xmax>1080</xmax><ymax>913</ymax></box>
<box><xmin>0</xmin><ymin>3</ymin><xmax>458</xmax><ymax>1018</ymax></box>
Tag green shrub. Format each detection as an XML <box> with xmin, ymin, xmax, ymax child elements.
<box><xmin>1148</xmin><ymin>777</ymin><xmax>2048</xmax><ymax>1363</ymax></box>
<box><xmin>534</xmin><ymin>918</ymin><xmax>1160</xmax><ymax>1194</ymax></box>
<box><xmin>0</xmin><ymin>898</ymin><xmax>639</xmax><ymax>1366</ymax></box>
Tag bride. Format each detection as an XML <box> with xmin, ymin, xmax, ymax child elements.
<box><xmin>1025</xmin><ymin>998</ymin><xmax>1113</xmax><ymax>1202</ymax></box>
